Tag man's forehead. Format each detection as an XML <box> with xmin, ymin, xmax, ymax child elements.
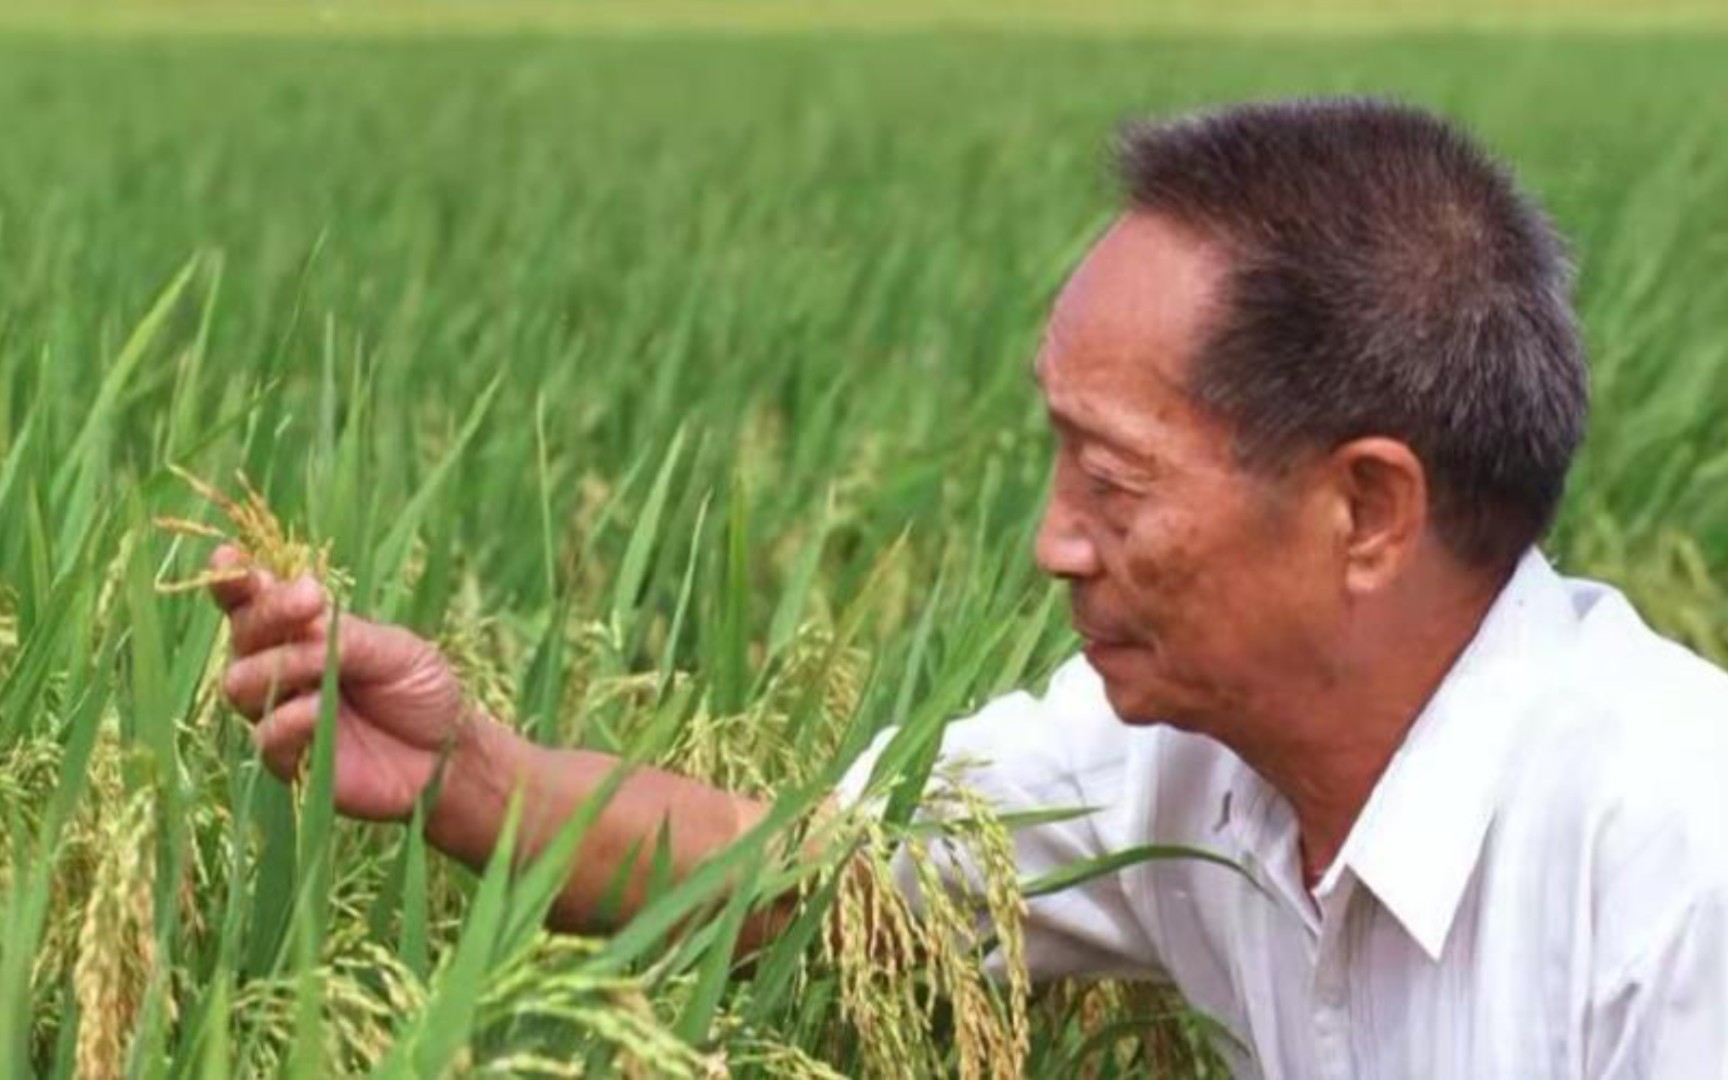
<box><xmin>1039</xmin><ymin>231</ymin><xmax>1224</xmax><ymax>408</ymax></box>
<box><xmin>1036</xmin><ymin>212</ymin><xmax>1227</xmax><ymax>394</ymax></box>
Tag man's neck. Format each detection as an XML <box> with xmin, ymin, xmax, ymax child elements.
<box><xmin>1230</xmin><ymin>564</ymin><xmax>1511</xmax><ymax>891</ymax></box>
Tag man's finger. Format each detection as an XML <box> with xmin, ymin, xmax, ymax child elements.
<box><xmin>221</xmin><ymin>615</ymin><xmax>421</xmax><ymax>718</ymax></box>
<box><xmin>223</xmin><ymin>639</ymin><xmax>333</xmax><ymax>719</ymax></box>
<box><xmin>207</xmin><ymin>545</ymin><xmax>261</xmax><ymax>613</ymax></box>
<box><xmin>254</xmin><ymin>692</ymin><xmax>322</xmax><ymax>783</ymax></box>
<box><xmin>229</xmin><ymin>575</ymin><xmax>327</xmax><ymax>657</ymax></box>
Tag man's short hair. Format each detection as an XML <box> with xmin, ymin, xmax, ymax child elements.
<box><xmin>1116</xmin><ymin>97</ymin><xmax>1589</xmax><ymax>569</ymax></box>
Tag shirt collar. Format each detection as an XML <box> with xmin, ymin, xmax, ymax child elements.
<box><xmin>1223</xmin><ymin>547</ymin><xmax>1581</xmax><ymax>958</ymax></box>
<box><xmin>1323</xmin><ymin>547</ymin><xmax>1582</xmax><ymax>959</ymax></box>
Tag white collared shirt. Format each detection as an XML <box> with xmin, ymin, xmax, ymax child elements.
<box><xmin>839</xmin><ymin>549</ymin><xmax>1728</xmax><ymax>1078</ymax></box>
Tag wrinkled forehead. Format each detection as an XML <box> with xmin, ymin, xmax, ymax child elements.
<box><xmin>1034</xmin><ymin>212</ymin><xmax>1230</xmax><ymax>440</ymax></box>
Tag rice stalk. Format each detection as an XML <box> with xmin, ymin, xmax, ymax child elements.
<box><xmin>474</xmin><ymin>935</ymin><xmax>712</xmax><ymax>1077</ymax></box>
<box><xmin>820</xmin><ymin>767</ymin><xmax>1031</xmax><ymax>1080</ymax></box>
<box><xmin>7</xmin><ymin>719</ymin><xmax>127</xmax><ymax>1060</ymax></box>
<box><xmin>71</xmin><ymin>785</ymin><xmax>160</xmax><ymax>1080</ymax></box>
<box><xmin>0</xmin><ymin>585</ymin><xmax>18</xmax><ymax>682</ymax></box>
<box><xmin>438</xmin><ymin>570</ymin><xmax>524</xmax><ymax>729</ymax></box>
<box><xmin>229</xmin><ymin>932</ymin><xmax>427</xmax><ymax>1074</ymax></box>
<box><xmin>663</xmin><ymin>622</ymin><xmax>866</xmax><ymax>797</ymax></box>
<box><xmin>712</xmin><ymin>1023</ymin><xmax>852</xmax><ymax>1080</ymax></box>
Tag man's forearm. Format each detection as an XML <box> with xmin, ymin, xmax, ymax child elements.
<box><xmin>425</xmin><ymin>714</ymin><xmax>771</xmax><ymax>935</ymax></box>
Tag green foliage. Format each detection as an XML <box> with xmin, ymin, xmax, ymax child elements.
<box><xmin>0</xmin><ymin>24</ymin><xmax>1724</xmax><ymax>1078</ymax></box>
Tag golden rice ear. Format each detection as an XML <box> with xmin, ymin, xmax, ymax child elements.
<box><xmin>155</xmin><ymin>466</ymin><xmax>344</xmax><ymax>593</ymax></box>
<box><xmin>817</xmin><ymin>775</ymin><xmax>1033</xmax><ymax>1080</ymax></box>
<box><xmin>73</xmin><ymin>786</ymin><xmax>160</xmax><ymax>1080</ymax></box>
<box><xmin>152</xmin><ymin>568</ymin><xmax>251</xmax><ymax>595</ymax></box>
<box><xmin>167</xmin><ymin>463</ymin><xmax>237</xmax><ymax>515</ymax></box>
<box><xmin>232</xmin><ymin>468</ymin><xmax>267</xmax><ymax>508</ymax></box>
<box><xmin>153</xmin><ymin>516</ymin><xmax>228</xmax><ymax>540</ymax></box>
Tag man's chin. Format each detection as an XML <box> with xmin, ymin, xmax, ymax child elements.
<box><xmin>1102</xmin><ymin>689</ymin><xmax>1168</xmax><ymax>727</ymax></box>
<box><xmin>1086</xmin><ymin>648</ymin><xmax>1172</xmax><ymax>727</ymax></box>
<box><xmin>1084</xmin><ymin>645</ymin><xmax>1218</xmax><ymax>733</ymax></box>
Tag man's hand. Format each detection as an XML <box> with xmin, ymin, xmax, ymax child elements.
<box><xmin>204</xmin><ymin>543</ymin><xmax>778</xmax><ymax>939</ymax></box>
<box><xmin>208</xmin><ymin>544</ymin><xmax>468</xmax><ymax>822</ymax></box>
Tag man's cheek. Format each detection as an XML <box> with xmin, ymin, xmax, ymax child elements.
<box><xmin>1121</xmin><ymin>520</ymin><xmax>1203</xmax><ymax>594</ymax></box>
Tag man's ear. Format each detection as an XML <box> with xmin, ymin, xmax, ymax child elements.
<box><xmin>1327</xmin><ymin>437</ymin><xmax>1428</xmax><ymax>597</ymax></box>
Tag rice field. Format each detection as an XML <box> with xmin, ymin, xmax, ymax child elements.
<box><xmin>1</xmin><ymin>12</ymin><xmax>1726</xmax><ymax>1078</ymax></box>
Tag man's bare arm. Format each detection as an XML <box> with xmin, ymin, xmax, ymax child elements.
<box><xmin>425</xmin><ymin>715</ymin><xmax>773</xmax><ymax>933</ymax></box>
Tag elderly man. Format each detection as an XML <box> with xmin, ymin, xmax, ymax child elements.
<box><xmin>209</xmin><ymin>98</ymin><xmax>1728</xmax><ymax>1077</ymax></box>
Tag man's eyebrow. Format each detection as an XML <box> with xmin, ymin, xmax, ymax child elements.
<box><xmin>1045</xmin><ymin>399</ymin><xmax>1142</xmax><ymax>460</ymax></box>
<box><xmin>1046</xmin><ymin>384</ymin><xmax>1175</xmax><ymax>467</ymax></box>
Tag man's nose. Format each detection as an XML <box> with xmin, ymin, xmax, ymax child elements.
<box><xmin>1034</xmin><ymin>497</ymin><xmax>1100</xmax><ymax>580</ymax></box>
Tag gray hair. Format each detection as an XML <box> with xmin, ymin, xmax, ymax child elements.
<box><xmin>1116</xmin><ymin>97</ymin><xmax>1589</xmax><ymax>569</ymax></box>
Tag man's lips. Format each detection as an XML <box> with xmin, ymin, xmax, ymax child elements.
<box><xmin>1081</xmin><ymin>638</ymin><xmax>1136</xmax><ymax>674</ymax></box>
<box><xmin>1074</xmin><ymin>622</ymin><xmax>1132</xmax><ymax>649</ymax></box>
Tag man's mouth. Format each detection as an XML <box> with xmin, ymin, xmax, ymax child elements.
<box><xmin>1073</xmin><ymin>610</ymin><xmax>1144</xmax><ymax>668</ymax></box>
<box><xmin>1075</xmin><ymin>622</ymin><xmax>1132</xmax><ymax>650</ymax></box>
<box><xmin>1081</xmin><ymin>637</ymin><xmax>1135</xmax><ymax>673</ymax></box>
